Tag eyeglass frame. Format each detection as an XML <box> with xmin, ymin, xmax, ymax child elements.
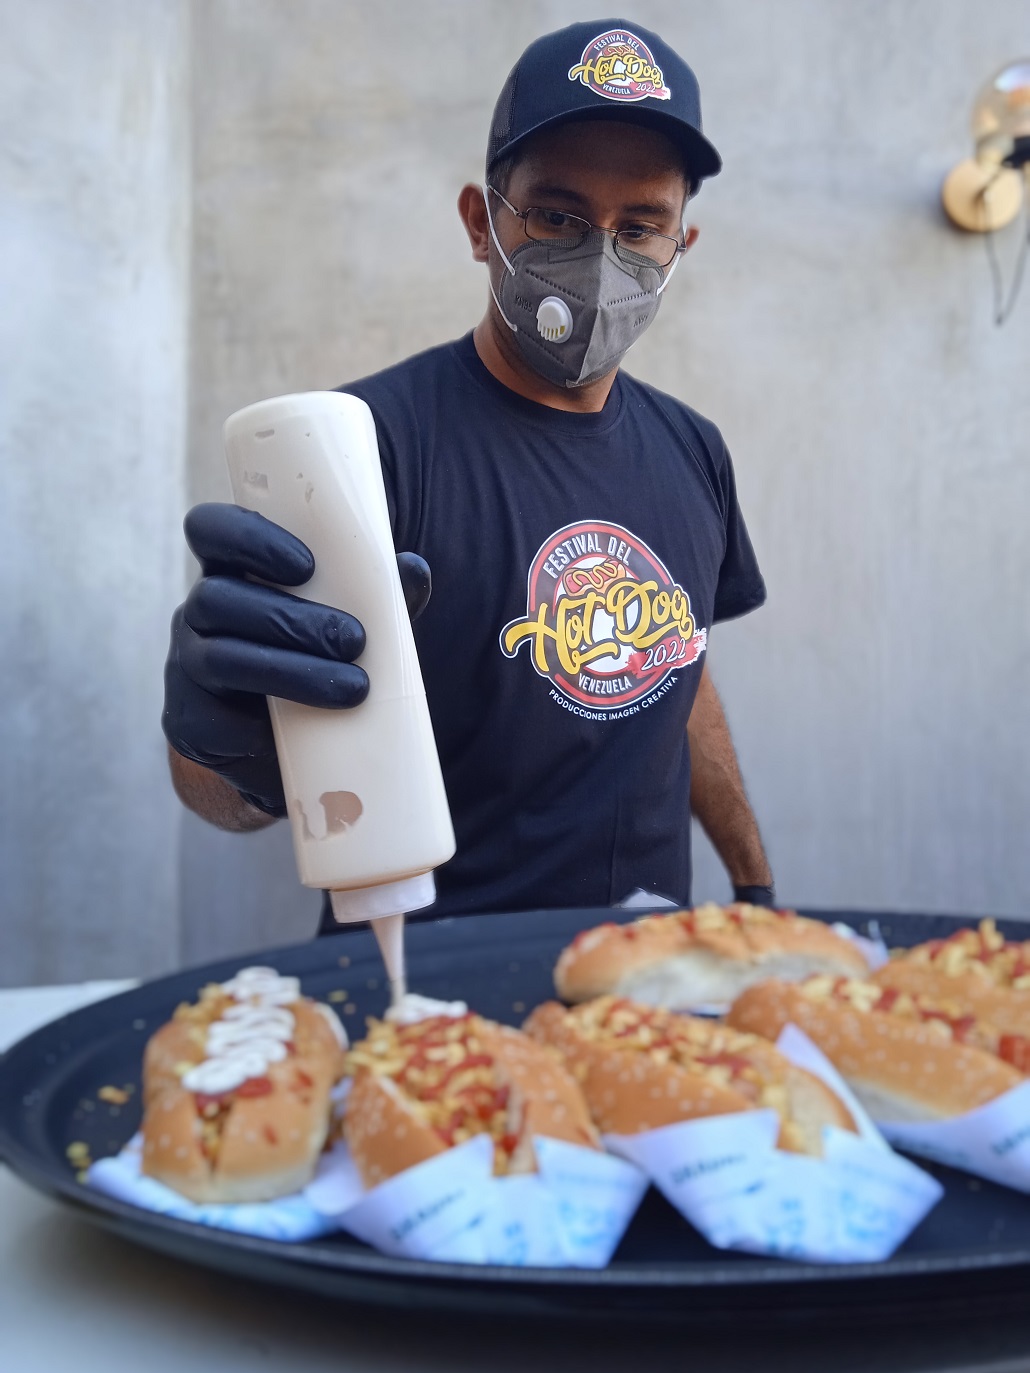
<box><xmin>486</xmin><ymin>184</ymin><xmax>687</xmax><ymax>270</ymax></box>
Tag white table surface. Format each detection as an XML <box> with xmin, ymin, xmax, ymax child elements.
<box><xmin>3</xmin><ymin>982</ymin><xmax>1030</xmax><ymax>1373</ymax></box>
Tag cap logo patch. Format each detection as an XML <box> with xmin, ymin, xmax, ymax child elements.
<box><xmin>567</xmin><ymin>29</ymin><xmax>671</xmax><ymax>103</ymax></box>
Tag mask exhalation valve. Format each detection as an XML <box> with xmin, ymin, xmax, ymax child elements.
<box><xmin>536</xmin><ymin>296</ymin><xmax>573</xmax><ymax>343</ymax></box>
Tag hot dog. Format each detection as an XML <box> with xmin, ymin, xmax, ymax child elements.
<box><xmin>554</xmin><ymin>903</ymin><xmax>870</xmax><ymax>1009</ymax></box>
<box><xmin>728</xmin><ymin>975</ymin><xmax>1025</xmax><ymax>1122</ymax></box>
<box><xmin>342</xmin><ymin>1011</ymin><xmax>599</xmax><ymax>1188</ymax></box>
<box><xmin>523</xmin><ymin>995</ymin><xmax>856</xmax><ymax>1155</ymax></box>
<box><xmin>140</xmin><ymin>966</ymin><xmax>347</xmax><ymax>1203</ymax></box>
<box><xmin>872</xmin><ymin>920</ymin><xmax>1030</xmax><ymax>1037</ymax></box>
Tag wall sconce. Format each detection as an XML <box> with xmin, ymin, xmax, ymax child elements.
<box><xmin>942</xmin><ymin>59</ymin><xmax>1030</xmax><ymax>232</ymax></box>
<box><xmin>942</xmin><ymin>60</ymin><xmax>1030</xmax><ymax>323</ymax></box>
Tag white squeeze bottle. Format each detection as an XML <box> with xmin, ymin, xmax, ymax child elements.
<box><xmin>223</xmin><ymin>392</ymin><xmax>456</xmax><ymax>1000</ymax></box>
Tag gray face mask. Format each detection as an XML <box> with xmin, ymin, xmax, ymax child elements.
<box><xmin>484</xmin><ymin>187</ymin><xmax>678</xmax><ymax>389</ymax></box>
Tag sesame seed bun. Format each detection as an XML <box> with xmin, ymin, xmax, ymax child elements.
<box><xmin>341</xmin><ymin>1014</ymin><xmax>599</xmax><ymax>1189</ymax></box>
<box><xmin>524</xmin><ymin>997</ymin><xmax>855</xmax><ymax>1155</ymax></box>
<box><xmin>139</xmin><ymin>980</ymin><xmax>346</xmax><ymax>1203</ymax></box>
<box><xmin>728</xmin><ymin>980</ymin><xmax>1022</xmax><ymax>1122</ymax></box>
<box><xmin>871</xmin><ymin>964</ymin><xmax>1030</xmax><ymax>1038</ymax></box>
<box><xmin>141</xmin><ymin>1054</ymin><xmax>338</xmax><ymax>1203</ymax></box>
<box><xmin>554</xmin><ymin>904</ymin><xmax>870</xmax><ymax>1009</ymax></box>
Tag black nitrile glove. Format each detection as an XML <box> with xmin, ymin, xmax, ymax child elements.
<box><xmin>162</xmin><ymin>502</ymin><xmax>431</xmax><ymax>816</ymax></box>
<box><xmin>732</xmin><ymin>884</ymin><xmax>776</xmax><ymax>908</ymax></box>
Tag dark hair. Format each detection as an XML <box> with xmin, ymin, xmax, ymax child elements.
<box><xmin>487</xmin><ymin>153</ymin><xmax>519</xmax><ymax>196</ymax></box>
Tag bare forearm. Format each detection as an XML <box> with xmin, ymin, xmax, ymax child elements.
<box><xmin>167</xmin><ymin>745</ymin><xmax>277</xmax><ymax>834</ymax></box>
<box><xmin>687</xmin><ymin>667</ymin><xmax>772</xmax><ymax>889</ymax></box>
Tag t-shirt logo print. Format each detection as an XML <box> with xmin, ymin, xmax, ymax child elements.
<box><xmin>500</xmin><ymin>520</ymin><xmax>706</xmax><ymax>713</ymax></box>
<box><xmin>567</xmin><ymin>29</ymin><xmax>672</xmax><ymax>103</ymax></box>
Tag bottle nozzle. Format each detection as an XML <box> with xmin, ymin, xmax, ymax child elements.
<box><xmin>328</xmin><ymin>872</ymin><xmax>435</xmax><ymax>923</ymax></box>
<box><xmin>328</xmin><ymin>874</ymin><xmax>435</xmax><ymax>1009</ymax></box>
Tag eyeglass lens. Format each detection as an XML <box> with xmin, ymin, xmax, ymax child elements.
<box><xmin>523</xmin><ymin>207</ymin><xmax>679</xmax><ymax>267</ymax></box>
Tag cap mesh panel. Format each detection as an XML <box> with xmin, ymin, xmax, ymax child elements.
<box><xmin>487</xmin><ymin>64</ymin><xmax>519</xmax><ymax>171</ymax></box>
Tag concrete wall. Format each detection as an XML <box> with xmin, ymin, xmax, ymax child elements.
<box><xmin>662</xmin><ymin>1</ymin><xmax>1030</xmax><ymax>916</ymax></box>
<box><xmin>5</xmin><ymin>0</ymin><xmax>1029</xmax><ymax>983</ymax></box>
<box><xmin>180</xmin><ymin>0</ymin><xmax>529</xmax><ymax>961</ymax></box>
<box><xmin>1</xmin><ymin>0</ymin><xmax>191</xmax><ymax>984</ymax></box>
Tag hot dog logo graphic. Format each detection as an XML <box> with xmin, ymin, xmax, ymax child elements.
<box><xmin>500</xmin><ymin>520</ymin><xmax>706</xmax><ymax>712</ymax></box>
<box><xmin>567</xmin><ymin>29</ymin><xmax>671</xmax><ymax>104</ymax></box>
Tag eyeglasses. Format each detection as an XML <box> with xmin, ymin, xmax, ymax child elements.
<box><xmin>487</xmin><ymin>186</ymin><xmax>685</xmax><ymax>269</ymax></box>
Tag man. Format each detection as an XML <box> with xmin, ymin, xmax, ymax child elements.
<box><xmin>163</xmin><ymin>19</ymin><xmax>774</xmax><ymax>929</ymax></box>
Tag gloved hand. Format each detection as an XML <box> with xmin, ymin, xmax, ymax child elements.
<box><xmin>732</xmin><ymin>884</ymin><xmax>776</xmax><ymax>908</ymax></box>
<box><xmin>162</xmin><ymin>503</ymin><xmax>431</xmax><ymax>816</ymax></box>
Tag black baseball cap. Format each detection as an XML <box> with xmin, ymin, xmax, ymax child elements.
<box><xmin>486</xmin><ymin>19</ymin><xmax>722</xmax><ymax>192</ymax></box>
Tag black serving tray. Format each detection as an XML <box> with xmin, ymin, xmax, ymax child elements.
<box><xmin>3</xmin><ymin>906</ymin><xmax>1030</xmax><ymax>1328</ymax></box>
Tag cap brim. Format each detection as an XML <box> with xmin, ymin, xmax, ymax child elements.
<box><xmin>489</xmin><ymin>105</ymin><xmax>722</xmax><ymax>189</ymax></box>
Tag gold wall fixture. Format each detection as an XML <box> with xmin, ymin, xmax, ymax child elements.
<box><xmin>942</xmin><ymin>60</ymin><xmax>1030</xmax><ymax>232</ymax></box>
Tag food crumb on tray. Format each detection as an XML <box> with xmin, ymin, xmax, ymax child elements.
<box><xmin>66</xmin><ymin>1141</ymin><xmax>92</xmax><ymax>1177</ymax></box>
<box><xmin>97</xmin><ymin>1085</ymin><xmax>132</xmax><ymax>1105</ymax></box>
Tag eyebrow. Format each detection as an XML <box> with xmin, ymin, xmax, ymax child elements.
<box><xmin>522</xmin><ymin>184</ymin><xmax>679</xmax><ymax>219</ymax></box>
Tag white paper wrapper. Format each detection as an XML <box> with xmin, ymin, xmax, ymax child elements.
<box><xmin>876</xmin><ymin>1081</ymin><xmax>1030</xmax><ymax>1193</ymax></box>
<box><xmin>604</xmin><ymin>1026</ymin><xmax>943</xmax><ymax>1264</ymax></box>
<box><xmin>305</xmin><ymin>1133</ymin><xmax>649</xmax><ymax>1268</ymax></box>
<box><xmin>831</xmin><ymin>919</ymin><xmax>890</xmax><ymax>972</ymax></box>
<box><xmin>86</xmin><ymin>1134</ymin><xmax>341</xmax><ymax>1241</ymax></box>
<box><xmin>614</xmin><ymin>888</ymin><xmax>679</xmax><ymax>910</ymax></box>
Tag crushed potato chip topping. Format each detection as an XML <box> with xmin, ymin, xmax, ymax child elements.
<box><xmin>561</xmin><ymin>997</ymin><xmax>802</xmax><ymax>1146</ymax></box>
<box><xmin>906</xmin><ymin>920</ymin><xmax>1030</xmax><ymax>989</ymax></box>
<box><xmin>568</xmin><ymin>902</ymin><xmax>793</xmax><ymax>951</ymax></box>
<box><xmin>66</xmin><ymin>1140</ymin><xmax>93</xmax><ymax>1176</ymax></box>
<box><xmin>678</xmin><ymin>902</ymin><xmax>790</xmax><ymax>933</ymax></box>
<box><xmin>346</xmin><ymin>1015</ymin><xmax>520</xmax><ymax>1171</ymax></box>
<box><xmin>798</xmin><ymin>974</ymin><xmax>1030</xmax><ymax>1072</ymax></box>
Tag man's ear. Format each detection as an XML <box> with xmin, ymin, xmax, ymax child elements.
<box><xmin>458</xmin><ymin>184</ymin><xmax>490</xmax><ymax>263</ymax></box>
<box><xmin>683</xmin><ymin>224</ymin><xmax>700</xmax><ymax>254</ymax></box>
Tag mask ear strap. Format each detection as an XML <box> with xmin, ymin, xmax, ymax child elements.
<box><xmin>488</xmin><ymin>278</ymin><xmax>517</xmax><ymax>333</ymax></box>
<box><xmin>656</xmin><ymin>251</ymin><xmax>681</xmax><ymax>296</ymax></box>
<box><xmin>482</xmin><ymin>184</ymin><xmax>516</xmax><ymax>275</ymax></box>
<box><xmin>482</xmin><ymin>183</ymin><xmax>518</xmax><ymax>332</ymax></box>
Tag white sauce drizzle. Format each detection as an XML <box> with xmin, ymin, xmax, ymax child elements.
<box><xmin>181</xmin><ymin>967</ymin><xmax>300</xmax><ymax>1095</ymax></box>
<box><xmin>220</xmin><ymin>967</ymin><xmax>301</xmax><ymax>1004</ymax></box>
<box><xmin>384</xmin><ymin>993</ymin><xmax>469</xmax><ymax>1026</ymax></box>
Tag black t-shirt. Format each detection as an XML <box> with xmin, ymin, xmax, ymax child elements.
<box><xmin>326</xmin><ymin>332</ymin><xmax>765</xmax><ymax>920</ymax></box>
